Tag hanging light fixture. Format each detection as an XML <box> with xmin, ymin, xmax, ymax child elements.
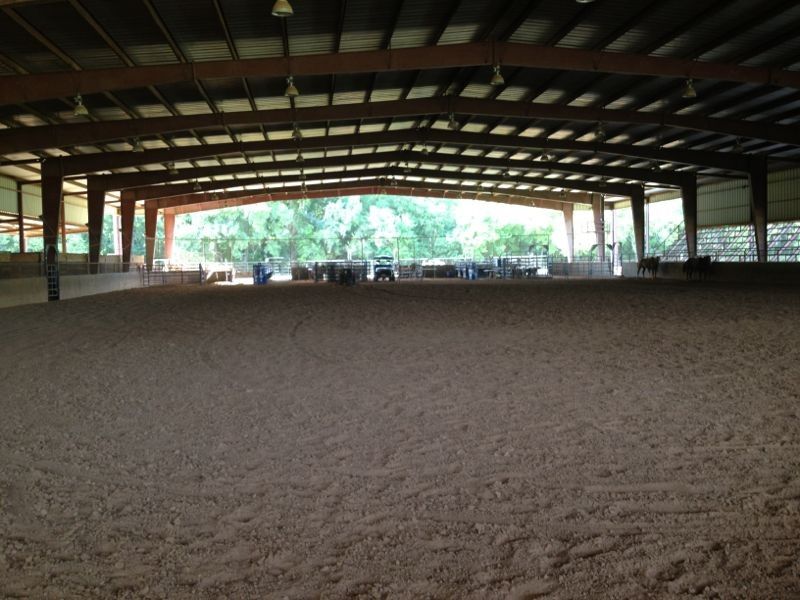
<box><xmin>447</xmin><ymin>113</ymin><xmax>458</xmax><ymax>130</ymax></box>
<box><xmin>167</xmin><ymin>162</ymin><xmax>178</xmax><ymax>175</ymax></box>
<box><xmin>733</xmin><ymin>138</ymin><xmax>744</xmax><ymax>153</ymax></box>
<box><xmin>73</xmin><ymin>94</ymin><xmax>89</xmax><ymax>117</ymax></box>
<box><xmin>296</xmin><ymin>151</ymin><xmax>304</xmax><ymax>162</ymax></box>
<box><xmin>489</xmin><ymin>64</ymin><xmax>505</xmax><ymax>87</ymax></box>
<box><xmin>271</xmin><ymin>0</ymin><xmax>293</xmax><ymax>17</ymax></box>
<box><xmin>285</xmin><ymin>75</ymin><xmax>299</xmax><ymax>98</ymax></box>
<box><xmin>594</xmin><ymin>122</ymin><xmax>606</xmax><ymax>142</ymax></box>
<box><xmin>192</xmin><ymin>180</ymin><xmax>202</xmax><ymax>192</ymax></box>
<box><xmin>131</xmin><ymin>138</ymin><xmax>144</xmax><ymax>152</ymax></box>
<box><xmin>682</xmin><ymin>78</ymin><xmax>697</xmax><ymax>99</ymax></box>
<box><xmin>292</xmin><ymin>124</ymin><xmax>303</xmax><ymax>141</ymax></box>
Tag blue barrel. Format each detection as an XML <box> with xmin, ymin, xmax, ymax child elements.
<box><xmin>253</xmin><ymin>263</ymin><xmax>269</xmax><ymax>285</ymax></box>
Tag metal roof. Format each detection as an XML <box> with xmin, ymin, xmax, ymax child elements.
<box><xmin>0</xmin><ymin>0</ymin><xmax>797</xmax><ymax>210</ymax></box>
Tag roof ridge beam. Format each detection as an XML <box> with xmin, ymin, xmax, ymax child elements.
<box><xmin>2</xmin><ymin>41</ymin><xmax>799</xmax><ymax>107</ymax></box>
<box><xmin>45</xmin><ymin>129</ymin><xmax>752</xmax><ymax>178</ymax></box>
<box><xmin>4</xmin><ymin>96</ymin><xmax>799</xmax><ymax>156</ymax></box>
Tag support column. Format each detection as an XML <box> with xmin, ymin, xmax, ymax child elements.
<box><xmin>163</xmin><ymin>211</ymin><xmax>175</xmax><ymax>261</ymax></box>
<box><xmin>16</xmin><ymin>181</ymin><xmax>26</xmax><ymax>252</ymax></box>
<box><xmin>592</xmin><ymin>194</ymin><xmax>605</xmax><ymax>263</ymax></box>
<box><xmin>144</xmin><ymin>201</ymin><xmax>157</xmax><ymax>271</ymax></box>
<box><xmin>41</xmin><ymin>161</ymin><xmax>63</xmax><ymax>301</ymax></box>
<box><xmin>41</xmin><ymin>161</ymin><xmax>62</xmax><ymax>255</ymax></box>
<box><xmin>60</xmin><ymin>198</ymin><xmax>67</xmax><ymax>254</ymax></box>
<box><xmin>87</xmin><ymin>184</ymin><xmax>106</xmax><ymax>274</ymax></box>
<box><xmin>681</xmin><ymin>175</ymin><xmax>698</xmax><ymax>258</ymax></box>
<box><xmin>120</xmin><ymin>191</ymin><xmax>135</xmax><ymax>272</ymax></box>
<box><xmin>562</xmin><ymin>203</ymin><xmax>574</xmax><ymax>263</ymax></box>
<box><xmin>748</xmin><ymin>156</ymin><xmax>768</xmax><ymax>262</ymax></box>
<box><xmin>630</xmin><ymin>186</ymin><xmax>645</xmax><ymax>261</ymax></box>
<box><xmin>112</xmin><ymin>212</ymin><xmax>121</xmax><ymax>256</ymax></box>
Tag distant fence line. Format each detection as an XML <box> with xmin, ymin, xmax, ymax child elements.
<box><xmin>152</xmin><ymin>234</ymin><xmax>558</xmax><ymax>264</ymax></box>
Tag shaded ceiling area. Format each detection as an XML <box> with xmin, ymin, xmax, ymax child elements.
<box><xmin>0</xmin><ymin>0</ymin><xmax>798</xmax><ymax>213</ymax></box>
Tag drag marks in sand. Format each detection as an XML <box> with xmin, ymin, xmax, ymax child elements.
<box><xmin>1</xmin><ymin>280</ymin><xmax>799</xmax><ymax>597</ymax></box>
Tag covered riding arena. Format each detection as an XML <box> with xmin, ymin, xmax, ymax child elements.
<box><xmin>1</xmin><ymin>1</ymin><xmax>800</xmax><ymax>598</ymax></box>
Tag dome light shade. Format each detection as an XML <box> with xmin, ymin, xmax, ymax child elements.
<box><xmin>285</xmin><ymin>75</ymin><xmax>299</xmax><ymax>98</ymax></box>
<box><xmin>271</xmin><ymin>0</ymin><xmax>293</xmax><ymax>17</ymax></box>
<box><xmin>447</xmin><ymin>113</ymin><xmax>458</xmax><ymax>130</ymax></box>
<box><xmin>73</xmin><ymin>94</ymin><xmax>89</xmax><ymax>117</ymax></box>
<box><xmin>489</xmin><ymin>65</ymin><xmax>505</xmax><ymax>86</ymax></box>
<box><xmin>594</xmin><ymin>122</ymin><xmax>606</xmax><ymax>141</ymax></box>
<box><xmin>682</xmin><ymin>78</ymin><xmax>697</xmax><ymax>99</ymax></box>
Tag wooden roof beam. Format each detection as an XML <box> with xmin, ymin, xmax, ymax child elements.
<box><xmin>3</xmin><ymin>41</ymin><xmax>799</xmax><ymax>107</ymax></box>
<box><xmin>42</xmin><ymin>129</ymin><xmax>756</xmax><ymax>178</ymax></box>
<box><xmin>86</xmin><ymin>149</ymin><xmax>694</xmax><ymax>193</ymax></box>
<box><xmin>5</xmin><ymin>96</ymin><xmax>799</xmax><ymax>155</ymax></box>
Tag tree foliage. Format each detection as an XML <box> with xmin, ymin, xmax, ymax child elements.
<box><xmin>169</xmin><ymin>195</ymin><xmax>558</xmax><ymax>262</ymax></box>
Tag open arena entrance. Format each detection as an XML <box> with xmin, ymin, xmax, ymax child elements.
<box><xmin>1</xmin><ymin>278</ymin><xmax>799</xmax><ymax>598</ymax></box>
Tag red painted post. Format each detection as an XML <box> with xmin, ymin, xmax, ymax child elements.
<box><xmin>592</xmin><ymin>193</ymin><xmax>606</xmax><ymax>264</ymax></box>
<box><xmin>144</xmin><ymin>201</ymin><xmax>158</xmax><ymax>271</ymax></box>
<box><xmin>16</xmin><ymin>181</ymin><xmax>26</xmax><ymax>252</ymax></box>
<box><xmin>87</xmin><ymin>185</ymin><xmax>105</xmax><ymax>274</ymax></box>
<box><xmin>163</xmin><ymin>212</ymin><xmax>175</xmax><ymax>262</ymax></box>
<box><xmin>562</xmin><ymin>204</ymin><xmax>574</xmax><ymax>263</ymax></box>
<box><xmin>120</xmin><ymin>192</ymin><xmax>135</xmax><ymax>272</ymax></box>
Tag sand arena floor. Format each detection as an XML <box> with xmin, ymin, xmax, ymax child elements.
<box><xmin>0</xmin><ymin>279</ymin><xmax>799</xmax><ymax>599</ymax></box>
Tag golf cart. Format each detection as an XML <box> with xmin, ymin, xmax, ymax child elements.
<box><xmin>373</xmin><ymin>255</ymin><xmax>396</xmax><ymax>281</ymax></box>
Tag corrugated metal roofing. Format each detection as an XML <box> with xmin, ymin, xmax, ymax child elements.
<box><xmin>0</xmin><ymin>0</ymin><xmax>795</xmax><ymax>219</ymax></box>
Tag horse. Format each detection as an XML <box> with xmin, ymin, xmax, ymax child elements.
<box><xmin>682</xmin><ymin>256</ymin><xmax>697</xmax><ymax>280</ymax></box>
<box><xmin>637</xmin><ymin>256</ymin><xmax>660</xmax><ymax>279</ymax></box>
<box><xmin>683</xmin><ymin>255</ymin><xmax>712</xmax><ymax>281</ymax></box>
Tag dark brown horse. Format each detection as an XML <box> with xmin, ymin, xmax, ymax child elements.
<box><xmin>637</xmin><ymin>256</ymin><xmax>660</xmax><ymax>279</ymax></box>
<box><xmin>683</xmin><ymin>255</ymin><xmax>712</xmax><ymax>280</ymax></box>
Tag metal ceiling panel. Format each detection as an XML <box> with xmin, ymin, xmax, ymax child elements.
<box><xmin>219</xmin><ymin>0</ymin><xmax>285</xmax><ymax>59</ymax></box>
<box><xmin>0</xmin><ymin>10</ymin><xmax>67</xmax><ymax>72</ymax></box>
<box><xmin>286</xmin><ymin>5</ymin><xmax>337</xmax><ymax>56</ymax></box>
<box><xmin>389</xmin><ymin>0</ymin><xmax>455</xmax><ymax>49</ymax></box>
<box><xmin>11</xmin><ymin>3</ymin><xmax>124</xmax><ymax>70</ymax></box>
<box><xmin>149</xmin><ymin>0</ymin><xmax>233</xmax><ymax>62</ymax></box>
<box><xmin>79</xmin><ymin>0</ymin><xmax>180</xmax><ymax>66</ymax></box>
<box><xmin>338</xmin><ymin>0</ymin><xmax>399</xmax><ymax>53</ymax></box>
<box><xmin>438</xmin><ymin>0</ymin><xmax>504</xmax><ymax>46</ymax></box>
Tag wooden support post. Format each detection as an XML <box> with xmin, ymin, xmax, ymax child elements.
<box><xmin>592</xmin><ymin>194</ymin><xmax>605</xmax><ymax>263</ymax></box>
<box><xmin>41</xmin><ymin>161</ymin><xmax>63</xmax><ymax>301</ymax></box>
<box><xmin>163</xmin><ymin>211</ymin><xmax>175</xmax><ymax>261</ymax></box>
<box><xmin>16</xmin><ymin>180</ymin><xmax>25</xmax><ymax>253</ymax></box>
<box><xmin>41</xmin><ymin>161</ymin><xmax>62</xmax><ymax>255</ymax></box>
<box><xmin>562</xmin><ymin>204</ymin><xmax>575</xmax><ymax>263</ymax></box>
<box><xmin>144</xmin><ymin>201</ymin><xmax>157</xmax><ymax>271</ymax></box>
<box><xmin>630</xmin><ymin>186</ymin><xmax>645</xmax><ymax>261</ymax></box>
<box><xmin>60</xmin><ymin>198</ymin><xmax>67</xmax><ymax>254</ymax></box>
<box><xmin>112</xmin><ymin>212</ymin><xmax>121</xmax><ymax>256</ymax></box>
<box><xmin>87</xmin><ymin>185</ymin><xmax>105</xmax><ymax>274</ymax></box>
<box><xmin>120</xmin><ymin>191</ymin><xmax>135</xmax><ymax>272</ymax></box>
<box><xmin>681</xmin><ymin>176</ymin><xmax>698</xmax><ymax>258</ymax></box>
<box><xmin>748</xmin><ymin>156</ymin><xmax>768</xmax><ymax>262</ymax></box>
